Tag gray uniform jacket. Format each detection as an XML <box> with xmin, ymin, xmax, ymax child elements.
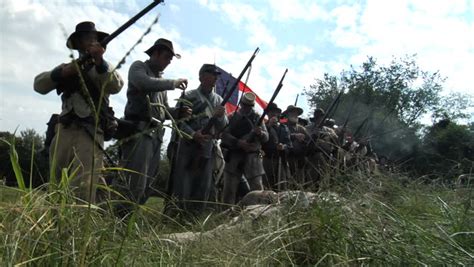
<box><xmin>177</xmin><ymin>87</ymin><xmax>228</xmax><ymax>158</ymax></box>
<box><xmin>34</xmin><ymin>60</ymin><xmax>123</xmax><ymax>118</ymax></box>
<box><xmin>124</xmin><ymin>60</ymin><xmax>178</xmax><ymax>124</ymax></box>
<box><xmin>286</xmin><ymin>122</ymin><xmax>310</xmax><ymax>157</ymax></box>
<box><xmin>306</xmin><ymin>123</ymin><xmax>338</xmax><ymax>154</ymax></box>
<box><xmin>222</xmin><ymin>110</ymin><xmax>269</xmax><ymax>177</ymax></box>
<box><xmin>169</xmin><ymin>87</ymin><xmax>228</xmax><ymax>213</ymax></box>
<box><xmin>179</xmin><ymin>87</ymin><xmax>227</xmax><ymax>135</ymax></box>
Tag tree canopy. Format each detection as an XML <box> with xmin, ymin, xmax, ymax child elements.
<box><xmin>304</xmin><ymin>55</ymin><xmax>473</xmax><ymax>175</ymax></box>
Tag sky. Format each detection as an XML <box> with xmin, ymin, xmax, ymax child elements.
<box><xmin>1</xmin><ymin>0</ymin><xmax>473</xmax><ymax>137</ymax></box>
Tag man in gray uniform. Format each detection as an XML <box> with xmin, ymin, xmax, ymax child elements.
<box><xmin>283</xmin><ymin>105</ymin><xmax>310</xmax><ymax>187</ymax></box>
<box><xmin>114</xmin><ymin>38</ymin><xmax>189</xmax><ymax>215</ymax></box>
<box><xmin>34</xmin><ymin>21</ymin><xmax>124</xmax><ymax>203</ymax></box>
<box><xmin>262</xmin><ymin>103</ymin><xmax>292</xmax><ymax>191</ymax></box>
<box><xmin>221</xmin><ymin>92</ymin><xmax>269</xmax><ymax>205</ymax></box>
<box><xmin>169</xmin><ymin>64</ymin><xmax>228</xmax><ymax>217</ymax></box>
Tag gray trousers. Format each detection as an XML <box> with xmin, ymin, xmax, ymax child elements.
<box><xmin>115</xmin><ymin>132</ymin><xmax>162</xmax><ymax>209</ymax></box>
<box><xmin>222</xmin><ymin>152</ymin><xmax>264</xmax><ymax>205</ymax></box>
<box><xmin>263</xmin><ymin>155</ymin><xmax>289</xmax><ymax>191</ymax></box>
<box><xmin>170</xmin><ymin>140</ymin><xmax>215</xmax><ymax>215</ymax></box>
<box><xmin>50</xmin><ymin>122</ymin><xmax>104</xmax><ymax>203</ymax></box>
<box><xmin>222</xmin><ymin>172</ymin><xmax>263</xmax><ymax>205</ymax></box>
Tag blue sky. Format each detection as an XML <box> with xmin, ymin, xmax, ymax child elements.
<box><xmin>1</xmin><ymin>0</ymin><xmax>473</xmax><ymax>136</ymax></box>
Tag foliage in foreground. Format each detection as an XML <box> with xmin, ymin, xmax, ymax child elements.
<box><xmin>1</xmin><ymin>170</ymin><xmax>473</xmax><ymax>266</ymax></box>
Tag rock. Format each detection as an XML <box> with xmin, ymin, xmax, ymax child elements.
<box><xmin>278</xmin><ymin>190</ymin><xmax>318</xmax><ymax>208</ymax></box>
<box><xmin>161</xmin><ymin>190</ymin><xmax>335</xmax><ymax>244</ymax></box>
<box><xmin>238</xmin><ymin>190</ymin><xmax>278</xmax><ymax>207</ymax></box>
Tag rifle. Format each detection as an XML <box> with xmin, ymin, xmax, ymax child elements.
<box><xmin>165</xmin><ymin>89</ymin><xmax>186</xmax><ymax>198</ymax></box>
<box><xmin>78</xmin><ymin>0</ymin><xmax>164</xmax><ymax>69</ymax></box>
<box><xmin>245</xmin><ymin>69</ymin><xmax>288</xmax><ymax>142</ymax></box>
<box><xmin>317</xmin><ymin>89</ymin><xmax>344</xmax><ymax>128</ymax></box>
<box><xmin>305</xmin><ymin>89</ymin><xmax>343</xmax><ymax>150</ymax></box>
<box><xmin>353</xmin><ymin>116</ymin><xmax>368</xmax><ymax>138</ymax></box>
<box><xmin>219</xmin><ymin>76</ymin><xmax>231</xmax><ymax>99</ymax></box>
<box><xmin>294</xmin><ymin>94</ymin><xmax>299</xmax><ymax>106</ymax></box>
<box><xmin>201</xmin><ymin>47</ymin><xmax>260</xmax><ymax>135</ymax></box>
<box><xmin>257</xmin><ymin>69</ymin><xmax>288</xmax><ymax>126</ymax></box>
<box><xmin>339</xmin><ymin>96</ymin><xmax>356</xmax><ymax>145</ymax></box>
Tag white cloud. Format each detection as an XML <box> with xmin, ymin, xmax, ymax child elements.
<box><xmin>212</xmin><ymin>37</ymin><xmax>227</xmax><ymax>47</ymax></box>
<box><xmin>197</xmin><ymin>0</ymin><xmax>219</xmax><ymax>12</ymax></box>
<box><xmin>169</xmin><ymin>3</ymin><xmax>180</xmax><ymax>13</ymax></box>
<box><xmin>0</xmin><ymin>0</ymin><xmax>182</xmax><ymax>134</ymax></box>
<box><xmin>1</xmin><ymin>0</ymin><xmax>473</xmax><ymax>136</ymax></box>
<box><xmin>266</xmin><ymin>0</ymin><xmax>331</xmax><ymax>22</ymax></box>
<box><xmin>198</xmin><ymin>1</ymin><xmax>277</xmax><ymax>48</ymax></box>
<box><xmin>329</xmin><ymin>4</ymin><xmax>368</xmax><ymax>48</ymax></box>
<box><xmin>327</xmin><ymin>0</ymin><xmax>474</xmax><ymax>97</ymax></box>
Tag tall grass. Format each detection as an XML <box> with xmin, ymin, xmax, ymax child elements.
<box><xmin>1</xmin><ymin>143</ymin><xmax>473</xmax><ymax>266</ymax></box>
<box><xmin>3</xmin><ymin>15</ymin><xmax>473</xmax><ymax>265</ymax></box>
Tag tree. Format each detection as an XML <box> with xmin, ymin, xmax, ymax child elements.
<box><xmin>431</xmin><ymin>92</ymin><xmax>473</xmax><ymax>122</ymax></box>
<box><xmin>0</xmin><ymin>129</ymin><xmax>48</xmax><ymax>187</ymax></box>
<box><xmin>415</xmin><ymin>119</ymin><xmax>474</xmax><ymax>179</ymax></box>
<box><xmin>304</xmin><ymin>55</ymin><xmax>471</xmax><ymax>172</ymax></box>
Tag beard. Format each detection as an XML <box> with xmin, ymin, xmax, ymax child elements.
<box><xmin>288</xmin><ymin>116</ymin><xmax>298</xmax><ymax>123</ymax></box>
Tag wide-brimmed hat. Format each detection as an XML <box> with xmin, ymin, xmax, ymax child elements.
<box><xmin>199</xmin><ymin>64</ymin><xmax>221</xmax><ymax>76</ymax></box>
<box><xmin>299</xmin><ymin>117</ymin><xmax>309</xmax><ymax>126</ymax></box>
<box><xmin>66</xmin><ymin>21</ymin><xmax>109</xmax><ymax>50</ymax></box>
<box><xmin>283</xmin><ymin>105</ymin><xmax>303</xmax><ymax>116</ymax></box>
<box><xmin>266</xmin><ymin>103</ymin><xmax>282</xmax><ymax>114</ymax></box>
<box><xmin>240</xmin><ymin>92</ymin><xmax>256</xmax><ymax>106</ymax></box>
<box><xmin>309</xmin><ymin>108</ymin><xmax>325</xmax><ymax>122</ymax></box>
<box><xmin>145</xmin><ymin>38</ymin><xmax>181</xmax><ymax>58</ymax></box>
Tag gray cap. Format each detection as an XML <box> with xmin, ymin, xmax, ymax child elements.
<box><xmin>241</xmin><ymin>92</ymin><xmax>256</xmax><ymax>106</ymax></box>
<box><xmin>199</xmin><ymin>64</ymin><xmax>221</xmax><ymax>75</ymax></box>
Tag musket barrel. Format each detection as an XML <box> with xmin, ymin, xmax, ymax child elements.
<box><xmin>78</xmin><ymin>0</ymin><xmax>163</xmax><ymax>69</ymax></box>
<box><xmin>257</xmin><ymin>68</ymin><xmax>288</xmax><ymax>125</ymax></box>
<box><xmin>202</xmin><ymin>47</ymin><xmax>260</xmax><ymax>135</ymax></box>
<box><xmin>220</xmin><ymin>47</ymin><xmax>260</xmax><ymax>106</ymax></box>
<box><xmin>101</xmin><ymin>0</ymin><xmax>164</xmax><ymax>46</ymax></box>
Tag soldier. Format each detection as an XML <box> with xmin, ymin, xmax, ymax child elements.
<box><xmin>221</xmin><ymin>92</ymin><xmax>269</xmax><ymax>205</ymax></box>
<box><xmin>34</xmin><ymin>21</ymin><xmax>124</xmax><ymax>203</ymax></box>
<box><xmin>113</xmin><ymin>38</ymin><xmax>190</xmax><ymax>215</ymax></box>
<box><xmin>282</xmin><ymin>105</ymin><xmax>310</xmax><ymax>188</ymax></box>
<box><xmin>306</xmin><ymin>108</ymin><xmax>339</xmax><ymax>184</ymax></box>
<box><xmin>262</xmin><ymin>103</ymin><xmax>292</xmax><ymax>191</ymax></box>
<box><xmin>168</xmin><ymin>64</ymin><xmax>227</xmax><ymax>217</ymax></box>
<box><xmin>306</xmin><ymin>108</ymin><xmax>325</xmax><ymax>134</ymax></box>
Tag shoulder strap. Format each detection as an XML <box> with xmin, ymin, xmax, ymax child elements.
<box><xmin>195</xmin><ymin>89</ymin><xmax>215</xmax><ymax>118</ymax></box>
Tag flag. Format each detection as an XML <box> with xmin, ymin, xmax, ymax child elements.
<box><xmin>215</xmin><ymin>66</ymin><xmax>267</xmax><ymax>114</ymax></box>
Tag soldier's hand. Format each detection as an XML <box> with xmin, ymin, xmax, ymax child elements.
<box><xmin>61</xmin><ymin>63</ymin><xmax>78</xmax><ymax>77</ymax></box>
<box><xmin>87</xmin><ymin>42</ymin><xmax>105</xmax><ymax>66</ymax></box>
<box><xmin>193</xmin><ymin>130</ymin><xmax>211</xmax><ymax>144</ymax></box>
<box><xmin>254</xmin><ymin>126</ymin><xmax>263</xmax><ymax>136</ymax></box>
<box><xmin>173</xmin><ymin>78</ymin><xmax>188</xmax><ymax>90</ymax></box>
<box><xmin>277</xmin><ymin>143</ymin><xmax>285</xmax><ymax>151</ymax></box>
<box><xmin>213</xmin><ymin>106</ymin><xmax>225</xmax><ymax>118</ymax></box>
<box><xmin>179</xmin><ymin>106</ymin><xmax>192</xmax><ymax>119</ymax></box>
<box><xmin>294</xmin><ymin>133</ymin><xmax>306</xmax><ymax>142</ymax></box>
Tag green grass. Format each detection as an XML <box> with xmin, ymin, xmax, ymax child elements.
<box><xmin>1</xmin><ymin>172</ymin><xmax>473</xmax><ymax>266</ymax></box>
